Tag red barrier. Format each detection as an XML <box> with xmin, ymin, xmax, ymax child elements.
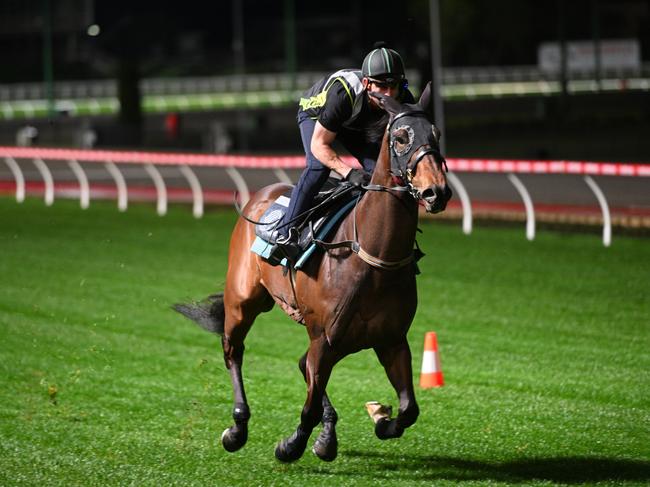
<box><xmin>1</xmin><ymin>146</ymin><xmax>648</xmax><ymax>176</ymax></box>
<box><xmin>0</xmin><ymin>146</ymin><xmax>304</xmax><ymax>168</ymax></box>
<box><xmin>448</xmin><ymin>158</ymin><xmax>650</xmax><ymax>177</ymax></box>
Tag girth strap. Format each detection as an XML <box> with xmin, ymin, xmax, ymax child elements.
<box><xmin>356</xmin><ymin>245</ymin><xmax>415</xmax><ymax>270</ymax></box>
<box><xmin>310</xmin><ymin>184</ymin><xmax>416</xmax><ymax>271</ymax></box>
<box><xmin>313</xmin><ymin>238</ymin><xmax>414</xmax><ymax>271</ymax></box>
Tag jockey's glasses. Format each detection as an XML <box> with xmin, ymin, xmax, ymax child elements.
<box><xmin>367</xmin><ymin>77</ymin><xmax>402</xmax><ymax>90</ymax></box>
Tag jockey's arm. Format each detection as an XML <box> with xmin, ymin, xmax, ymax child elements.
<box><xmin>311</xmin><ymin>121</ymin><xmax>353</xmax><ymax>178</ymax></box>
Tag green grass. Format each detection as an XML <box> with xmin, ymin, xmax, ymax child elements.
<box><xmin>1</xmin><ymin>196</ymin><xmax>649</xmax><ymax>486</ymax></box>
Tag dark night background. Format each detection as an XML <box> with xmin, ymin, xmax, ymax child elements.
<box><xmin>2</xmin><ymin>1</ymin><xmax>649</xmax><ymax>81</ymax></box>
<box><xmin>1</xmin><ymin>0</ymin><xmax>649</xmax><ymax>160</ymax></box>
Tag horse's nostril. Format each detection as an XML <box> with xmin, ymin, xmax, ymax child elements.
<box><xmin>421</xmin><ymin>188</ymin><xmax>436</xmax><ymax>201</ymax></box>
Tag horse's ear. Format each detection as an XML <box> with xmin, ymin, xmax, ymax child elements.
<box><xmin>418</xmin><ymin>82</ymin><xmax>433</xmax><ymax>118</ymax></box>
<box><xmin>369</xmin><ymin>92</ymin><xmax>402</xmax><ymax>119</ymax></box>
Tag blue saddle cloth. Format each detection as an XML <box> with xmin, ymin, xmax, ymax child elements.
<box><xmin>250</xmin><ymin>187</ymin><xmax>359</xmax><ymax>269</ymax></box>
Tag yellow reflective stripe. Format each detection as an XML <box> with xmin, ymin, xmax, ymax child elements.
<box><xmin>299</xmin><ymin>90</ymin><xmax>327</xmax><ymax>110</ymax></box>
<box><xmin>299</xmin><ymin>76</ymin><xmax>355</xmax><ymax>111</ymax></box>
<box><xmin>333</xmin><ymin>77</ymin><xmax>354</xmax><ymax>108</ymax></box>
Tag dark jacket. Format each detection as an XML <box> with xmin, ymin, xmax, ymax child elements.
<box><xmin>298</xmin><ymin>69</ymin><xmax>415</xmax><ymax>156</ymax></box>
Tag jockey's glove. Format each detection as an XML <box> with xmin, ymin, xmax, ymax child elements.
<box><xmin>346</xmin><ymin>169</ymin><xmax>372</xmax><ymax>187</ymax></box>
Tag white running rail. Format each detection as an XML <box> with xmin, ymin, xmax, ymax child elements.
<box><xmin>1</xmin><ymin>146</ymin><xmax>648</xmax><ymax>247</ymax></box>
<box><xmin>507</xmin><ymin>173</ymin><xmax>535</xmax><ymax>241</ymax></box>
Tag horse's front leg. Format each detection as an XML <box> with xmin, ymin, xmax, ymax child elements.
<box><xmin>372</xmin><ymin>339</ymin><xmax>420</xmax><ymax>439</ymax></box>
<box><xmin>275</xmin><ymin>336</ymin><xmax>336</xmax><ymax>462</ymax></box>
<box><xmin>298</xmin><ymin>350</ymin><xmax>338</xmax><ymax>461</ymax></box>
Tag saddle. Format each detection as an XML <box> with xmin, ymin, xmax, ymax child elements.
<box><xmin>251</xmin><ymin>178</ymin><xmax>364</xmax><ymax>268</ymax></box>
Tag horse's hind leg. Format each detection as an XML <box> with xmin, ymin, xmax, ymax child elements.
<box><xmin>220</xmin><ymin>286</ymin><xmax>274</xmax><ymax>453</ymax></box>
<box><xmin>373</xmin><ymin>339</ymin><xmax>420</xmax><ymax>439</ymax></box>
<box><xmin>298</xmin><ymin>350</ymin><xmax>338</xmax><ymax>461</ymax></box>
<box><xmin>275</xmin><ymin>336</ymin><xmax>338</xmax><ymax>462</ymax></box>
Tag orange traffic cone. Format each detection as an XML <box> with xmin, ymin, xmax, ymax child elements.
<box><xmin>420</xmin><ymin>331</ymin><xmax>444</xmax><ymax>388</ymax></box>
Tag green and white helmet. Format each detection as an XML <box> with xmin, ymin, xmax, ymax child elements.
<box><xmin>362</xmin><ymin>44</ymin><xmax>405</xmax><ymax>81</ymax></box>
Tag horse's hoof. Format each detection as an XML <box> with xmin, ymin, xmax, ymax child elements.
<box><xmin>312</xmin><ymin>437</ymin><xmax>337</xmax><ymax>462</ymax></box>
<box><xmin>275</xmin><ymin>431</ymin><xmax>309</xmax><ymax>463</ymax></box>
<box><xmin>221</xmin><ymin>426</ymin><xmax>247</xmax><ymax>452</ymax></box>
<box><xmin>374</xmin><ymin>418</ymin><xmax>404</xmax><ymax>440</ymax></box>
<box><xmin>274</xmin><ymin>440</ymin><xmax>301</xmax><ymax>463</ymax></box>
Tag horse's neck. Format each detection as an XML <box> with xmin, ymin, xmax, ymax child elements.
<box><xmin>370</xmin><ymin>130</ymin><xmax>398</xmax><ymax>189</ymax></box>
<box><xmin>355</xmin><ymin>131</ymin><xmax>419</xmax><ymax>256</ymax></box>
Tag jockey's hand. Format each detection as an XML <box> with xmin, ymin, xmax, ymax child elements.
<box><xmin>346</xmin><ymin>169</ymin><xmax>371</xmax><ymax>187</ymax></box>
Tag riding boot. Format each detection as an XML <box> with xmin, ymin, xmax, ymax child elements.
<box><xmin>271</xmin><ymin>228</ymin><xmax>302</xmax><ymax>263</ymax></box>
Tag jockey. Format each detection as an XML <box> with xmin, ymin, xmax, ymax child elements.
<box><xmin>272</xmin><ymin>42</ymin><xmax>415</xmax><ymax>259</ymax></box>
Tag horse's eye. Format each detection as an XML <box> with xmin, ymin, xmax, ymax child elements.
<box><xmin>395</xmin><ymin>134</ymin><xmax>408</xmax><ymax>145</ymax></box>
<box><xmin>392</xmin><ymin>125</ymin><xmax>415</xmax><ymax>156</ymax></box>
<box><xmin>392</xmin><ymin>128</ymin><xmax>409</xmax><ymax>145</ymax></box>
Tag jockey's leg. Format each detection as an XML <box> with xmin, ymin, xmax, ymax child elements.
<box><xmin>359</xmin><ymin>155</ymin><xmax>378</xmax><ymax>173</ymax></box>
<box><xmin>276</xmin><ymin>117</ymin><xmax>330</xmax><ymax>239</ymax></box>
<box><xmin>279</xmin><ymin>164</ymin><xmax>330</xmax><ymax>236</ymax></box>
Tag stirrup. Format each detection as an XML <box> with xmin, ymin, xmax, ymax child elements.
<box><xmin>276</xmin><ymin>227</ymin><xmax>299</xmax><ymax>245</ymax></box>
<box><xmin>268</xmin><ymin>227</ymin><xmax>301</xmax><ymax>264</ymax></box>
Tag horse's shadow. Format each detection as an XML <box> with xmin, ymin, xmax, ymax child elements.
<box><xmin>336</xmin><ymin>451</ymin><xmax>650</xmax><ymax>484</ymax></box>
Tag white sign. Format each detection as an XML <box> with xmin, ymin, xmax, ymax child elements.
<box><xmin>538</xmin><ymin>39</ymin><xmax>641</xmax><ymax>73</ymax></box>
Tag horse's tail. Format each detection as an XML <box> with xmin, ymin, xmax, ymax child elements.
<box><xmin>173</xmin><ymin>293</ymin><xmax>225</xmax><ymax>335</ymax></box>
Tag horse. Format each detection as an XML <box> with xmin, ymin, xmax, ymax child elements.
<box><xmin>174</xmin><ymin>83</ymin><xmax>452</xmax><ymax>462</ymax></box>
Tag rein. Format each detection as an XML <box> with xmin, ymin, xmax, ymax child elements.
<box><xmin>313</xmin><ymin>189</ymin><xmax>418</xmax><ymax>271</ymax></box>
<box><xmin>235</xmin><ymin>183</ymin><xmax>357</xmax><ymax>230</ymax></box>
<box><xmin>314</xmin><ymin>110</ymin><xmax>445</xmax><ymax>270</ymax></box>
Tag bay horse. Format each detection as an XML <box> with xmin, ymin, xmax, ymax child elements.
<box><xmin>175</xmin><ymin>84</ymin><xmax>451</xmax><ymax>462</ymax></box>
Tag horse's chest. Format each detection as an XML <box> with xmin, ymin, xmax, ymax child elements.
<box><xmin>296</xmin><ymin>270</ymin><xmax>417</xmax><ymax>346</ymax></box>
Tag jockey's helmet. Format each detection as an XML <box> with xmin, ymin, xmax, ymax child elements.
<box><xmin>362</xmin><ymin>45</ymin><xmax>405</xmax><ymax>83</ymax></box>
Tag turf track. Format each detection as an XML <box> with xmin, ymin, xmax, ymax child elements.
<box><xmin>1</xmin><ymin>197</ymin><xmax>649</xmax><ymax>486</ymax></box>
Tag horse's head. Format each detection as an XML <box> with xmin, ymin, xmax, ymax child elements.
<box><xmin>372</xmin><ymin>83</ymin><xmax>452</xmax><ymax>213</ymax></box>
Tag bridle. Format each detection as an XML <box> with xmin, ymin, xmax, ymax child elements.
<box><xmin>314</xmin><ymin>110</ymin><xmax>445</xmax><ymax>271</ymax></box>
<box><xmin>365</xmin><ymin>110</ymin><xmax>448</xmax><ymax>201</ymax></box>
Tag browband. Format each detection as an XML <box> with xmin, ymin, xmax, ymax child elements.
<box><xmin>388</xmin><ymin>110</ymin><xmax>431</xmax><ymax>131</ymax></box>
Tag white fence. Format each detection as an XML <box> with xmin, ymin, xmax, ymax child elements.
<box><xmin>1</xmin><ymin>146</ymin><xmax>649</xmax><ymax>247</ymax></box>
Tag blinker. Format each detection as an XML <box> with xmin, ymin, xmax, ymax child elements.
<box><xmin>391</xmin><ymin>125</ymin><xmax>415</xmax><ymax>157</ymax></box>
<box><xmin>388</xmin><ymin>110</ymin><xmax>438</xmax><ymax>179</ymax></box>
<box><xmin>386</xmin><ymin>110</ymin><xmax>448</xmax><ymax>202</ymax></box>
